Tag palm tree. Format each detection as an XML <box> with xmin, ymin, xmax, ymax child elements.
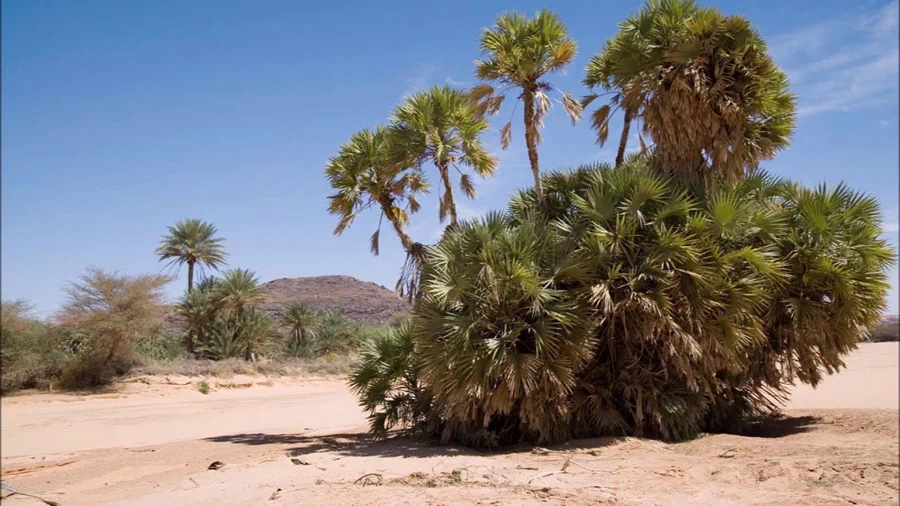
<box><xmin>175</xmin><ymin>286</ymin><xmax>217</xmax><ymax>355</ymax></box>
<box><xmin>280</xmin><ymin>301</ymin><xmax>320</xmax><ymax>354</ymax></box>
<box><xmin>156</xmin><ymin>219</ymin><xmax>227</xmax><ymax>292</ymax></box>
<box><xmin>218</xmin><ymin>268</ymin><xmax>264</xmax><ymax>321</ymax></box>
<box><xmin>348</xmin><ymin>318</ymin><xmax>431</xmax><ymax>436</ymax></box>
<box><xmin>469</xmin><ymin>9</ymin><xmax>582</xmax><ymax>200</ymax></box>
<box><xmin>387</xmin><ymin>86</ymin><xmax>497</xmax><ymax>225</ymax></box>
<box><xmin>326</xmin><ymin>127</ymin><xmax>429</xmax><ymax>254</ymax></box>
<box><xmin>582</xmin><ymin>0</ymin><xmax>796</xmax><ymax>180</ymax></box>
<box><xmin>326</xmin><ymin>127</ymin><xmax>431</xmax><ymax>299</ymax></box>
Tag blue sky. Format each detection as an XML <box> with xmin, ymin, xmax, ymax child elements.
<box><xmin>2</xmin><ymin>0</ymin><xmax>898</xmax><ymax>316</ymax></box>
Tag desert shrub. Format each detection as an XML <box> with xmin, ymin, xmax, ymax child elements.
<box><xmin>361</xmin><ymin>159</ymin><xmax>893</xmax><ymax>447</ymax></box>
<box><xmin>133</xmin><ymin>326</ymin><xmax>187</xmax><ymax>361</ymax></box>
<box><xmin>0</xmin><ymin>302</ymin><xmax>70</xmax><ymax>392</ymax></box>
<box><xmin>53</xmin><ymin>269</ymin><xmax>170</xmax><ymax>388</ymax></box>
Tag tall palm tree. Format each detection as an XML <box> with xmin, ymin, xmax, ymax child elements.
<box><xmin>326</xmin><ymin>127</ymin><xmax>429</xmax><ymax>252</ymax></box>
<box><xmin>156</xmin><ymin>219</ymin><xmax>227</xmax><ymax>292</ymax></box>
<box><xmin>388</xmin><ymin>86</ymin><xmax>497</xmax><ymax>225</ymax></box>
<box><xmin>280</xmin><ymin>301</ymin><xmax>320</xmax><ymax>353</ymax></box>
<box><xmin>218</xmin><ymin>268</ymin><xmax>264</xmax><ymax>320</ymax></box>
<box><xmin>582</xmin><ymin>0</ymin><xmax>796</xmax><ymax>180</ymax></box>
<box><xmin>469</xmin><ymin>9</ymin><xmax>582</xmax><ymax>200</ymax></box>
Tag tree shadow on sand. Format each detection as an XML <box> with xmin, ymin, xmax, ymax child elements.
<box><xmin>202</xmin><ymin>431</ymin><xmax>627</xmax><ymax>460</ymax></box>
<box><xmin>201</xmin><ymin>413</ymin><xmax>818</xmax><ymax>459</ymax></box>
<box><xmin>744</xmin><ymin>414</ymin><xmax>818</xmax><ymax>438</ymax></box>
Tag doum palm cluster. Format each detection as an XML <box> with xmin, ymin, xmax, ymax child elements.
<box><xmin>344</xmin><ymin>0</ymin><xmax>893</xmax><ymax>448</ymax></box>
<box><xmin>351</xmin><ymin>157</ymin><xmax>893</xmax><ymax>446</ymax></box>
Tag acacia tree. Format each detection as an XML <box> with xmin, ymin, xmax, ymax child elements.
<box><xmin>156</xmin><ymin>219</ymin><xmax>227</xmax><ymax>292</ymax></box>
<box><xmin>57</xmin><ymin>268</ymin><xmax>169</xmax><ymax>366</ymax></box>
<box><xmin>388</xmin><ymin>86</ymin><xmax>497</xmax><ymax>225</ymax></box>
<box><xmin>469</xmin><ymin>9</ymin><xmax>583</xmax><ymax>200</ymax></box>
<box><xmin>583</xmin><ymin>0</ymin><xmax>796</xmax><ymax>179</ymax></box>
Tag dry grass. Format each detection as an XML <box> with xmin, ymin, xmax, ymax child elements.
<box><xmin>131</xmin><ymin>354</ymin><xmax>356</xmax><ymax>379</ymax></box>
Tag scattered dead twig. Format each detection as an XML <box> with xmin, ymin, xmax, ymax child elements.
<box><xmin>207</xmin><ymin>461</ymin><xmax>225</xmax><ymax>470</ymax></box>
<box><xmin>566</xmin><ymin>458</ymin><xmax>621</xmax><ymax>474</ymax></box>
<box><xmin>353</xmin><ymin>473</ymin><xmax>383</xmax><ymax>486</ymax></box>
<box><xmin>268</xmin><ymin>488</ymin><xmax>282</xmax><ymax>500</ymax></box>
<box><xmin>527</xmin><ymin>470</ymin><xmax>568</xmax><ymax>485</ymax></box>
<box><xmin>526</xmin><ymin>457</ymin><xmax>619</xmax><ymax>487</ymax></box>
<box><xmin>718</xmin><ymin>448</ymin><xmax>737</xmax><ymax>459</ymax></box>
<box><xmin>290</xmin><ymin>459</ymin><xmax>309</xmax><ymax>466</ymax></box>
<box><xmin>516</xmin><ymin>465</ymin><xmax>539</xmax><ymax>471</ymax></box>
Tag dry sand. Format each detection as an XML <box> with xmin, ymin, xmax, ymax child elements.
<box><xmin>1</xmin><ymin>343</ymin><xmax>897</xmax><ymax>505</ymax></box>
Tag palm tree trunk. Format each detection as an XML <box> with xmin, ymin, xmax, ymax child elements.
<box><xmin>186</xmin><ymin>261</ymin><xmax>196</xmax><ymax>355</ymax></box>
<box><xmin>522</xmin><ymin>90</ymin><xmax>543</xmax><ymax>200</ymax></box>
<box><xmin>379</xmin><ymin>199</ymin><xmax>414</xmax><ymax>252</ymax></box>
<box><xmin>615</xmin><ymin>109</ymin><xmax>633</xmax><ymax>168</ymax></box>
<box><xmin>438</xmin><ymin>162</ymin><xmax>458</xmax><ymax>225</ymax></box>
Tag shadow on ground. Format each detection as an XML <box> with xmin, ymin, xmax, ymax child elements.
<box><xmin>202</xmin><ymin>413</ymin><xmax>820</xmax><ymax>459</ymax></box>
<box><xmin>203</xmin><ymin>431</ymin><xmax>626</xmax><ymax>459</ymax></box>
<box><xmin>746</xmin><ymin>414</ymin><xmax>818</xmax><ymax>438</ymax></box>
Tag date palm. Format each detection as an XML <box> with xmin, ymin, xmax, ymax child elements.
<box><xmin>280</xmin><ymin>301</ymin><xmax>320</xmax><ymax>354</ymax></box>
<box><xmin>218</xmin><ymin>268</ymin><xmax>264</xmax><ymax>320</ymax></box>
<box><xmin>156</xmin><ymin>219</ymin><xmax>227</xmax><ymax>292</ymax></box>
<box><xmin>175</xmin><ymin>285</ymin><xmax>218</xmax><ymax>355</ymax></box>
<box><xmin>388</xmin><ymin>86</ymin><xmax>497</xmax><ymax>225</ymax></box>
<box><xmin>469</xmin><ymin>9</ymin><xmax>583</xmax><ymax>200</ymax></box>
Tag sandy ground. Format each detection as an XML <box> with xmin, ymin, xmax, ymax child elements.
<box><xmin>1</xmin><ymin>343</ymin><xmax>897</xmax><ymax>505</ymax></box>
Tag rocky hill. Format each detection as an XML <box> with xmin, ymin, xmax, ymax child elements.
<box><xmin>164</xmin><ymin>275</ymin><xmax>410</xmax><ymax>332</ymax></box>
<box><xmin>257</xmin><ymin>276</ymin><xmax>410</xmax><ymax>324</ymax></box>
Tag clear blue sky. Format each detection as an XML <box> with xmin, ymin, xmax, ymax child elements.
<box><xmin>2</xmin><ymin>0</ymin><xmax>898</xmax><ymax>316</ymax></box>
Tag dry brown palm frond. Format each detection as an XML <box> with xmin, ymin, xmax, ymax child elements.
<box><xmin>561</xmin><ymin>92</ymin><xmax>583</xmax><ymax>124</ymax></box>
<box><xmin>500</xmin><ymin>121</ymin><xmax>512</xmax><ymax>150</ymax></box>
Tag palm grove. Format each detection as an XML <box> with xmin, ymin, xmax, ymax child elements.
<box><xmin>335</xmin><ymin>2</ymin><xmax>895</xmax><ymax>446</ymax></box>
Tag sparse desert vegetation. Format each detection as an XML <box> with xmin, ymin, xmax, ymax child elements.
<box><xmin>2</xmin><ymin>1</ymin><xmax>897</xmax><ymax>505</ymax></box>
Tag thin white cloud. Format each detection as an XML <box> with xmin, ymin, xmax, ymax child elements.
<box><xmin>401</xmin><ymin>65</ymin><xmax>438</xmax><ymax>99</ymax></box>
<box><xmin>884</xmin><ymin>222</ymin><xmax>900</xmax><ymax>233</ymax></box>
<box><xmin>880</xmin><ymin>119</ymin><xmax>891</xmax><ymax>126</ymax></box>
<box><xmin>445</xmin><ymin>77</ymin><xmax>468</xmax><ymax>88</ymax></box>
<box><xmin>770</xmin><ymin>1</ymin><xmax>899</xmax><ymax>117</ymax></box>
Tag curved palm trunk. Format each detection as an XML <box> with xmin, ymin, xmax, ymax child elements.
<box><xmin>379</xmin><ymin>198</ymin><xmax>414</xmax><ymax>252</ymax></box>
<box><xmin>437</xmin><ymin>161</ymin><xmax>458</xmax><ymax>225</ymax></box>
<box><xmin>615</xmin><ymin>109</ymin><xmax>633</xmax><ymax>168</ymax></box>
<box><xmin>522</xmin><ymin>90</ymin><xmax>544</xmax><ymax>200</ymax></box>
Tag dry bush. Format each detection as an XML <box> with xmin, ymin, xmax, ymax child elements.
<box><xmin>54</xmin><ymin>268</ymin><xmax>170</xmax><ymax>388</ymax></box>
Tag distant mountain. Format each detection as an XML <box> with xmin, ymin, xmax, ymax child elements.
<box><xmin>257</xmin><ymin>276</ymin><xmax>410</xmax><ymax>324</ymax></box>
<box><xmin>164</xmin><ymin>275</ymin><xmax>410</xmax><ymax>332</ymax></box>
